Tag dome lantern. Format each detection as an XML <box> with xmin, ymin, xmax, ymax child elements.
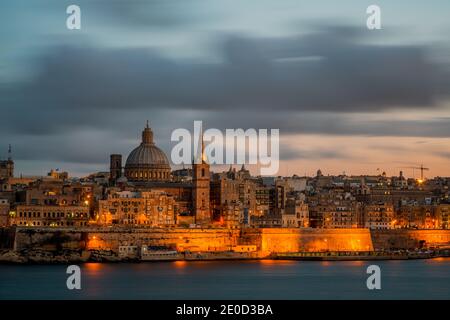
<box><xmin>142</xmin><ymin>121</ymin><xmax>154</xmax><ymax>145</ymax></box>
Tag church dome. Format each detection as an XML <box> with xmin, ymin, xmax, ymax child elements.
<box><xmin>124</xmin><ymin>123</ymin><xmax>171</xmax><ymax>182</ymax></box>
<box><xmin>126</xmin><ymin>144</ymin><xmax>170</xmax><ymax>168</ymax></box>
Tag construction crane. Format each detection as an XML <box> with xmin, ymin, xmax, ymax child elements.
<box><xmin>403</xmin><ymin>164</ymin><xmax>430</xmax><ymax>181</ymax></box>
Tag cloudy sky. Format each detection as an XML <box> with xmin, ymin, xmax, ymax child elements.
<box><xmin>1</xmin><ymin>0</ymin><xmax>450</xmax><ymax>178</ymax></box>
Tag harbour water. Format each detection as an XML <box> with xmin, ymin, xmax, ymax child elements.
<box><xmin>1</xmin><ymin>258</ymin><xmax>449</xmax><ymax>300</ymax></box>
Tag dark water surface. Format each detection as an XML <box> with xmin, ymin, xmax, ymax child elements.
<box><xmin>1</xmin><ymin>258</ymin><xmax>449</xmax><ymax>299</ymax></box>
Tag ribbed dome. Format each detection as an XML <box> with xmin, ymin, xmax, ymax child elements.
<box><xmin>125</xmin><ymin>144</ymin><xmax>170</xmax><ymax>168</ymax></box>
<box><xmin>124</xmin><ymin>123</ymin><xmax>171</xmax><ymax>182</ymax></box>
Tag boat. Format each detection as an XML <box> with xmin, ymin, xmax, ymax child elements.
<box><xmin>140</xmin><ymin>245</ymin><xmax>184</xmax><ymax>261</ymax></box>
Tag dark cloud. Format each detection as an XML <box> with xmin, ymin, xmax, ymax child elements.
<box><xmin>3</xmin><ymin>27</ymin><xmax>450</xmax><ymax>127</ymax></box>
<box><xmin>2</xmin><ymin>26</ymin><xmax>450</xmax><ymax>172</ymax></box>
<box><xmin>280</xmin><ymin>145</ymin><xmax>350</xmax><ymax>161</ymax></box>
<box><xmin>187</xmin><ymin>111</ymin><xmax>450</xmax><ymax>138</ymax></box>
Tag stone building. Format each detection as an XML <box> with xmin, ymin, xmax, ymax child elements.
<box><xmin>363</xmin><ymin>203</ymin><xmax>394</xmax><ymax>229</ymax></box>
<box><xmin>321</xmin><ymin>201</ymin><xmax>361</xmax><ymax>229</ymax></box>
<box><xmin>0</xmin><ymin>199</ymin><xmax>10</xmax><ymax>226</ymax></box>
<box><xmin>10</xmin><ymin>204</ymin><xmax>89</xmax><ymax>227</ymax></box>
<box><xmin>395</xmin><ymin>204</ymin><xmax>440</xmax><ymax>229</ymax></box>
<box><xmin>220</xmin><ymin>204</ymin><xmax>244</xmax><ymax>228</ymax></box>
<box><xmin>24</xmin><ymin>179</ymin><xmax>85</xmax><ymax>206</ymax></box>
<box><xmin>98</xmin><ymin>190</ymin><xmax>176</xmax><ymax>226</ymax></box>
<box><xmin>47</xmin><ymin>169</ymin><xmax>68</xmax><ymax>180</ymax></box>
<box><xmin>192</xmin><ymin>138</ymin><xmax>211</xmax><ymax>225</ymax></box>
<box><xmin>8</xmin><ymin>179</ymin><xmax>92</xmax><ymax>227</ymax></box>
<box><xmin>282</xmin><ymin>199</ymin><xmax>309</xmax><ymax>228</ymax></box>
<box><xmin>0</xmin><ymin>145</ymin><xmax>14</xmax><ymax>179</ymax></box>
<box><xmin>109</xmin><ymin>154</ymin><xmax>122</xmax><ymax>185</ymax></box>
<box><xmin>255</xmin><ymin>184</ymin><xmax>271</xmax><ymax>216</ymax></box>
<box><xmin>435</xmin><ymin>204</ymin><xmax>450</xmax><ymax>229</ymax></box>
<box><xmin>250</xmin><ymin>214</ymin><xmax>282</xmax><ymax>228</ymax></box>
<box><xmin>210</xmin><ymin>166</ymin><xmax>262</xmax><ymax>225</ymax></box>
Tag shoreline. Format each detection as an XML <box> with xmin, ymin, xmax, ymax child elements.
<box><xmin>1</xmin><ymin>249</ymin><xmax>449</xmax><ymax>265</ymax></box>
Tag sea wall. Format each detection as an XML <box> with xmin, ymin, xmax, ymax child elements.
<box><xmin>85</xmin><ymin>228</ymin><xmax>241</xmax><ymax>252</ymax></box>
<box><xmin>7</xmin><ymin>227</ymin><xmax>450</xmax><ymax>255</ymax></box>
<box><xmin>0</xmin><ymin>227</ymin><xmax>15</xmax><ymax>249</ymax></box>
<box><xmin>371</xmin><ymin>229</ymin><xmax>450</xmax><ymax>250</ymax></box>
<box><xmin>244</xmin><ymin>228</ymin><xmax>374</xmax><ymax>254</ymax></box>
<box><xmin>12</xmin><ymin>227</ymin><xmax>241</xmax><ymax>252</ymax></box>
<box><xmin>13</xmin><ymin>228</ymin><xmax>87</xmax><ymax>251</ymax></box>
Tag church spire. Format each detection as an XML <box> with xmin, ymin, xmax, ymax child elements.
<box><xmin>7</xmin><ymin>144</ymin><xmax>12</xmax><ymax>161</ymax></box>
<box><xmin>201</xmin><ymin>129</ymin><xmax>207</xmax><ymax>164</ymax></box>
<box><xmin>194</xmin><ymin>125</ymin><xmax>207</xmax><ymax>164</ymax></box>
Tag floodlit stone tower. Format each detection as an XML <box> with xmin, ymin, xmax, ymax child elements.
<box><xmin>192</xmin><ymin>132</ymin><xmax>210</xmax><ymax>225</ymax></box>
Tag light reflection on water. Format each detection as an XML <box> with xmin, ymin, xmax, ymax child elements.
<box><xmin>0</xmin><ymin>258</ymin><xmax>449</xmax><ymax>300</ymax></box>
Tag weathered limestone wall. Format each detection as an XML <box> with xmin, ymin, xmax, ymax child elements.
<box><xmin>85</xmin><ymin>228</ymin><xmax>241</xmax><ymax>252</ymax></box>
<box><xmin>0</xmin><ymin>227</ymin><xmax>15</xmax><ymax>249</ymax></box>
<box><xmin>13</xmin><ymin>228</ymin><xmax>87</xmax><ymax>251</ymax></box>
<box><xmin>371</xmin><ymin>229</ymin><xmax>450</xmax><ymax>250</ymax></box>
<box><xmin>10</xmin><ymin>227</ymin><xmax>450</xmax><ymax>254</ymax></box>
<box><xmin>251</xmin><ymin>228</ymin><xmax>374</xmax><ymax>254</ymax></box>
<box><xmin>12</xmin><ymin>227</ymin><xmax>241</xmax><ymax>252</ymax></box>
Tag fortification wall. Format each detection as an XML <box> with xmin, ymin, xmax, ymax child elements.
<box><xmin>12</xmin><ymin>227</ymin><xmax>241</xmax><ymax>252</ymax></box>
<box><xmin>13</xmin><ymin>228</ymin><xmax>87</xmax><ymax>251</ymax></box>
<box><xmin>9</xmin><ymin>227</ymin><xmax>450</xmax><ymax>254</ymax></box>
<box><xmin>371</xmin><ymin>229</ymin><xmax>450</xmax><ymax>250</ymax></box>
<box><xmin>253</xmin><ymin>228</ymin><xmax>374</xmax><ymax>253</ymax></box>
<box><xmin>85</xmin><ymin>228</ymin><xmax>240</xmax><ymax>252</ymax></box>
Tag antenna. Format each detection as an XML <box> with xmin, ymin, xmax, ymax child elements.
<box><xmin>7</xmin><ymin>144</ymin><xmax>12</xmax><ymax>161</ymax></box>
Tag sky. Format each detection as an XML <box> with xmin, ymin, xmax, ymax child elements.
<box><xmin>1</xmin><ymin>0</ymin><xmax>450</xmax><ymax>178</ymax></box>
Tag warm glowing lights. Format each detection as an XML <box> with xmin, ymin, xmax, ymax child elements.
<box><xmin>174</xmin><ymin>260</ymin><xmax>187</xmax><ymax>268</ymax></box>
<box><xmin>84</xmin><ymin>262</ymin><xmax>102</xmax><ymax>271</ymax></box>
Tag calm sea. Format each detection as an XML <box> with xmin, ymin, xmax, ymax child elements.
<box><xmin>1</xmin><ymin>258</ymin><xmax>449</xmax><ymax>300</ymax></box>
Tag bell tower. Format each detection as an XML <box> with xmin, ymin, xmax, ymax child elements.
<box><xmin>192</xmin><ymin>132</ymin><xmax>210</xmax><ymax>225</ymax></box>
<box><xmin>109</xmin><ymin>154</ymin><xmax>122</xmax><ymax>185</ymax></box>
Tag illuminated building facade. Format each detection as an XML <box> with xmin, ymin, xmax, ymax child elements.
<box><xmin>363</xmin><ymin>203</ymin><xmax>395</xmax><ymax>229</ymax></box>
<box><xmin>282</xmin><ymin>200</ymin><xmax>309</xmax><ymax>228</ymax></box>
<box><xmin>10</xmin><ymin>205</ymin><xmax>89</xmax><ymax>227</ymax></box>
<box><xmin>192</xmin><ymin>138</ymin><xmax>211</xmax><ymax>225</ymax></box>
<box><xmin>98</xmin><ymin>190</ymin><xmax>176</xmax><ymax>226</ymax></box>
